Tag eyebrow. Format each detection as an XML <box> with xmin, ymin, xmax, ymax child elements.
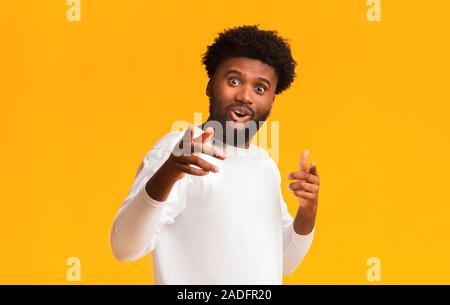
<box><xmin>224</xmin><ymin>69</ymin><xmax>271</xmax><ymax>88</ymax></box>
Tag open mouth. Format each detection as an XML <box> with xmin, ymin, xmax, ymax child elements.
<box><xmin>228</xmin><ymin>108</ymin><xmax>252</xmax><ymax>123</ymax></box>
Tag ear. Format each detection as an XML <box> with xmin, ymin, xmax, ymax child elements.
<box><xmin>206</xmin><ymin>79</ymin><xmax>212</xmax><ymax>97</ymax></box>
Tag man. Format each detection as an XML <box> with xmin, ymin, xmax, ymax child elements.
<box><xmin>111</xmin><ymin>25</ymin><xmax>320</xmax><ymax>284</ymax></box>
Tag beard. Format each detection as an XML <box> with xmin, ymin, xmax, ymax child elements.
<box><xmin>205</xmin><ymin>94</ymin><xmax>272</xmax><ymax>147</ymax></box>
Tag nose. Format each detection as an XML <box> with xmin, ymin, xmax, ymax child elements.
<box><xmin>235</xmin><ymin>85</ymin><xmax>253</xmax><ymax>106</ymax></box>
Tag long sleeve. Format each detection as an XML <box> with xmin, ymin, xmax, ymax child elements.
<box><xmin>261</xmin><ymin>150</ymin><xmax>315</xmax><ymax>275</ymax></box>
<box><xmin>110</xmin><ymin>131</ymin><xmax>188</xmax><ymax>262</ymax></box>
<box><xmin>280</xmin><ymin>191</ymin><xmax>315</xmax><ymax>275</ymax></box>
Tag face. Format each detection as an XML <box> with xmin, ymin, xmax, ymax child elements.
<box><xmin>206</xmin><ymin>57</ymin><xmax>278</xmax><ymax>146</ymax></box>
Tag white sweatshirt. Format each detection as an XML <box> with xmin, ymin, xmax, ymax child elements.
<box><xmin>111</xmin><ymin>126</ymin><xmax>314</xmax><ymax>284</ymax></box>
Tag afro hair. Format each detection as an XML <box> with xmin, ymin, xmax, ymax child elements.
<box><xmin>202</xmin><ymin>25</ymin><xmax>297</xmax><ymax>95</ymax></box>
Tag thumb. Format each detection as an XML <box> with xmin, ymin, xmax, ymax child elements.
<box><xmin>309</xmin><ymin>161</ymin><xmax>318</xmax><ymax>176</ymax></box>
<box><xmin>201</xmin><ymin>127</ymin><xmax>215</xmax><ymax>144</ymax></box>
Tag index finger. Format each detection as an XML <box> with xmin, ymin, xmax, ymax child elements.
<box><xmin>300</xmin><ymin>149</ymin><xmax>310</xmax><ymax>172</ymax></box>
<box><xmin>192</xmin><ymin>127</ymin><xmax>214</xmax><ymax>156</ymax></box>
<box><xmin>193</xmin><ymin>126</ymin><xmax>214</xmax><ymax>144</ymax></box>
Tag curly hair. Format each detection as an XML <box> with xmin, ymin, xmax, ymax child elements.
<box><xmin>202</xmin><ymin>25</ymin><xmax>297</xmax><ymax>95</ymax></box>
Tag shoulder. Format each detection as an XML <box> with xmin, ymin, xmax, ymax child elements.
<box><xmin>140</xmin><ymin>129</ymin><xmax>186</xmax><ymax>165</ymax></box>
<box><xmin>151</xmin><ymin>129</ymin><xmax>186</xmax><ymax>152</ymax></box>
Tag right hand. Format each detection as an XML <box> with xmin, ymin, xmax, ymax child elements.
<box><xmin>162</xmin><ymin>125</ymin><xmax>226</xmax><ymax>182</ymax></box>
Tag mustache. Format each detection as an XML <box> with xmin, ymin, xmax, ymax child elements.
<box><xmin>225</xmin><ymin>102</ymin><xmax>255</xmax><ymax>117</ymax></box>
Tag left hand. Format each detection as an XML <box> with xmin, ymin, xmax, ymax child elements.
<box><xmin>287</xmin><ymin>150</ymin><xmax>320</xmax><ymax>214</ymax></box>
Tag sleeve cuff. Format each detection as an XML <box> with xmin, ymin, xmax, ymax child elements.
<box><xmin>291</xmin><ymin>223</ymin><xmax>315</xmax><ymax>242</ymax></box>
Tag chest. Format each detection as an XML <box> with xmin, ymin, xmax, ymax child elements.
<box><xmin>185</xmin><ymin>155</ymin><xmax>281</xmax><ymax>218</ymax></box>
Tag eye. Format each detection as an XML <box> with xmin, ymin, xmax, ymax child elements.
<box><xmin>228</xmin><ymin>78</ymin><xmax>241</xmax><ymax>86</ymax></box>
<box><xmin>255</xmin><ymin>85</ymin><xmax>266</xmax><ymax>94</ymax></box>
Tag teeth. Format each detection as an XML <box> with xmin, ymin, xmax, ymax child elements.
<box><xmin>234</xmin><ymin>110</ymin><xmax>246</xmax><ymax>116</ymax></box>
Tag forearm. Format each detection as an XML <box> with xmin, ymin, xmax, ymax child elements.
<box><xmin>111</xmin><ymin>186</ymin><xmax>167</xmax><ymax>262</ymax></box>
<box><xmin>283</xmin><ymin>210</ymin><xmax>315</xmax><ymax>274</ymax></box>
<box><xmin>111</xmin><ymin>162</ymin><xmax>179</xmax><ymax>261</ymax></box>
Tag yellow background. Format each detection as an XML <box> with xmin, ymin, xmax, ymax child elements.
<box><xmin>1</xmin><ymin>0</ymin><xmax>449</xmax><ymax>284</ymax></box>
